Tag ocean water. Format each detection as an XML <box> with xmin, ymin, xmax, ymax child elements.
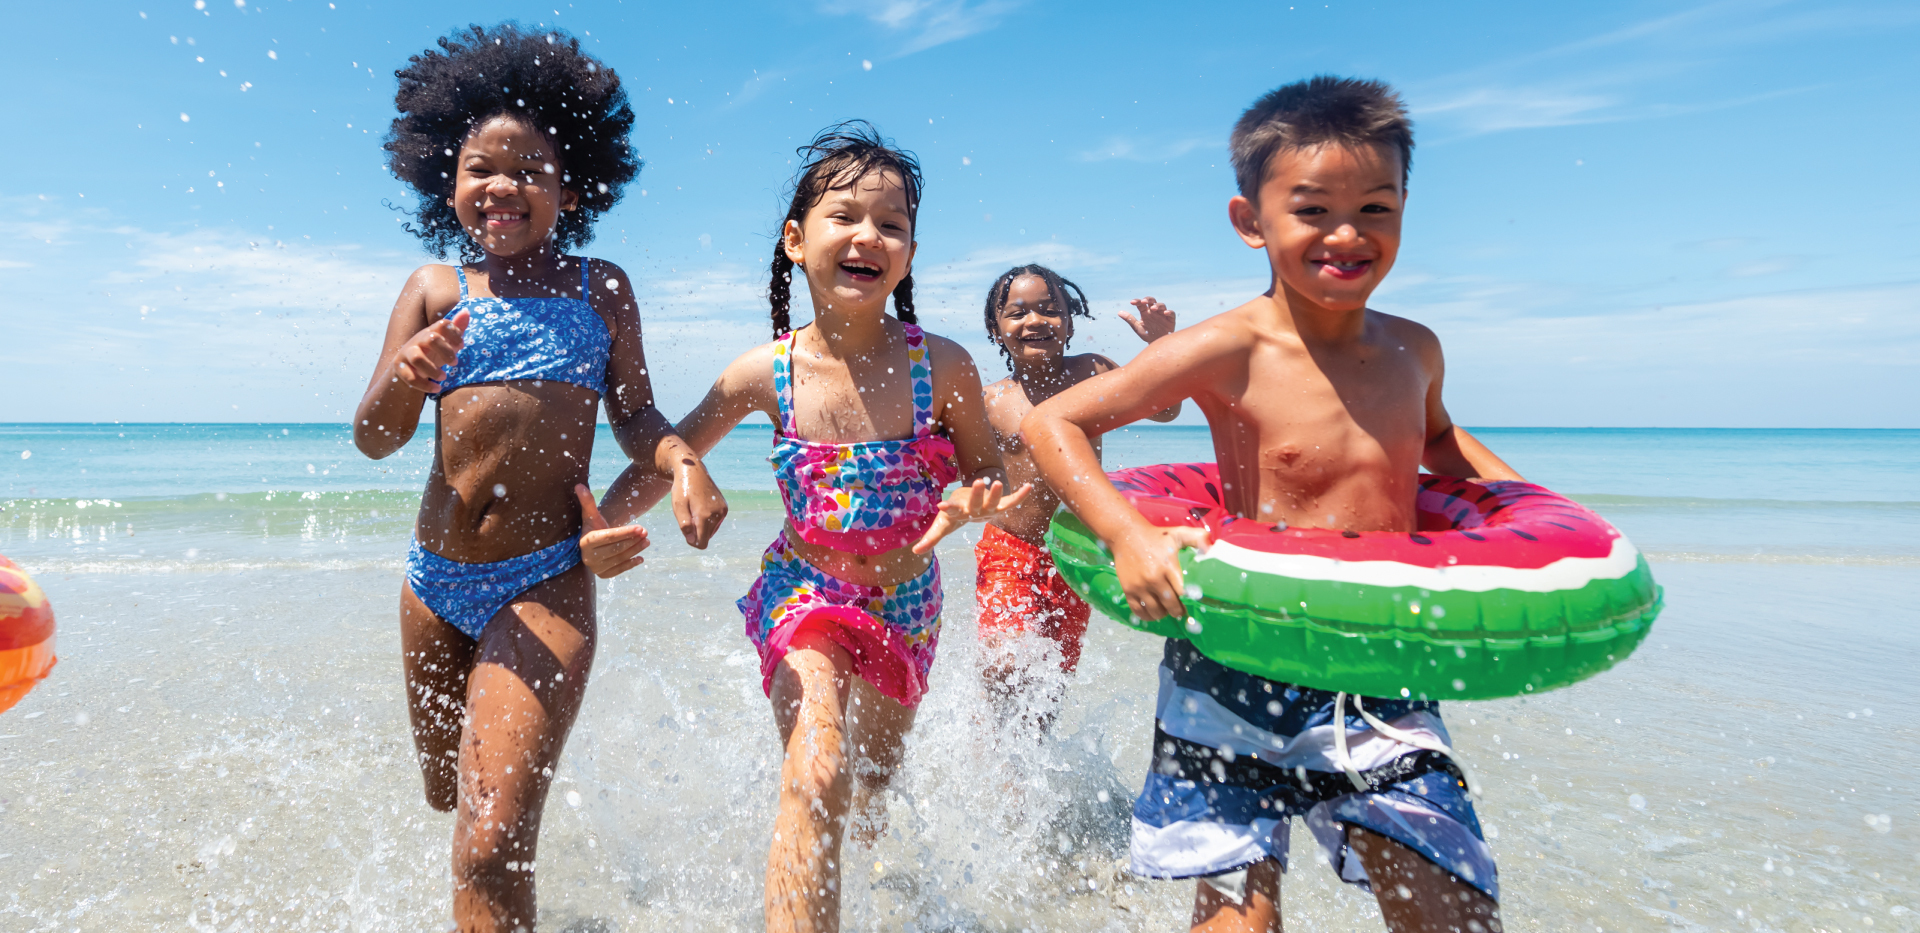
<box><xmin>1</xmin><ymin>423</ymin><xmax>1916</xmax><ymax>932</ymax></box>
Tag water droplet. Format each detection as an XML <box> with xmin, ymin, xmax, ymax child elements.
<box><xmin>493</xmin><ymin>484</ymin><xmax>507</xmax><ymax>497</ymax></box>
<box><xmin>1629</xmin><ymin>793</ymin><xmax>1646</xmax><ymax>810</ymax></box>
<box><xmin>1185</xmin><ymin>617</ymin><xmax>1203</xmax><ymax>634</ymax></box>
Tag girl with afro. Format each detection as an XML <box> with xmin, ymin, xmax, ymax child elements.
<box><xmin>353</xmin><ymin>24</ymin><xmax>724</xmax><ymax>931</ymax></box>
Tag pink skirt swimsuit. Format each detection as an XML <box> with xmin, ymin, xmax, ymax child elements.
<box><xmin>738</xmin><ymin>323</ymin><xmax>959</xmax><ymax>708</ymax></box>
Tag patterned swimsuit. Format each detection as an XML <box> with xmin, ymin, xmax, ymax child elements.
<box><xmin>404</xmin><ymin>260</ymin><xmax>610</xmax><ymax>640</ymax></box>
<box><xmin>736</xmin><ymin>323</ymin><xmax>959</xmax><ymax>707</ymax></box>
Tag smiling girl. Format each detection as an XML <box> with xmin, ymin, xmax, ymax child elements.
<box><xmin>610</xmin><ymin>122</ymin><xmax>1025</xmax><ymax>931</ymax></box>
<box><xmin>355</xmin><ymin>26</ymin><xmax>721</xmax><ymax>932</ymax></box>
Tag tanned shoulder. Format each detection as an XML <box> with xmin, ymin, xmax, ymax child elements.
<box><xmin>408</xmin><ymin>264</ymin><xmax>463</xmax><ymax>322</ymax></box>
<box><xmin>1368</xmin><ymin>308</ymin><xmax>1444</xmax><ymax>367</ymax></box>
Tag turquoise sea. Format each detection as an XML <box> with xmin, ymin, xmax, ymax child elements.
<box><xmin>2</xmin><ymin>424</ymin><xmax>1916</xmax><ymax>931</ymax></box>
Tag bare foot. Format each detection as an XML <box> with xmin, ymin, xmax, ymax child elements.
<box><xmin>848</xmin><ymin>767</ymin><xmax>892</xmax><ymax>846</ymax></box>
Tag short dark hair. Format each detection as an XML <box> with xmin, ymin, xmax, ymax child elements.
<box><xmin>981</xmin><ymin>265</ymin><xmax>1090</xmax><ymax>367</ymax></box>
<box><xmin>384</xmin><ymin>23</ymin><xmax>640</xmax><ymax>261</ymax></box>
<box><xmin>1229</xmin><ymin>76</ymin><xmax>1413</xmax><ymax>199</ymax></box>
<box><xmin>768</xmin><ymin>121</ymin><xmax>924</xmax><ymax>339</ymax></box>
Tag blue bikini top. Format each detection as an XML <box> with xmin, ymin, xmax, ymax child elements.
<box><xmin>429</xmin><ymin>259</ymin><xmax>611</xmax><ymax>399</ymax></box>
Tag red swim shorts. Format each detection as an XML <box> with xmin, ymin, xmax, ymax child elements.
<box><xmin>973</xmin><ymin>523</ymin><xmax>1092</xmax><ymax>671</ymax></box>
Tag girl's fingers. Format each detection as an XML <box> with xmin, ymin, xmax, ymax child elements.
<box><xmin>585</xmin><ymin>526</ymin><xmax>647</xmax><ymax>557</ymax></box>
<box><xmin>993</xmin><ymin>483</ymin><xmax>1034</xmax><ymax>512</ymax></box>
<box><xmin>575</xmin><ymin>485</ymin><xmax>610</xmax><ymax>531</ymax></box>
<box><xmin>396</xmin><ymin>359</ymin><xmax>440</xmax><ymax>393</ymax></box>
<box><xmin>910</xmin><ymin>515</ymin><xmax>952</xmax><ymax>555</ymax></box>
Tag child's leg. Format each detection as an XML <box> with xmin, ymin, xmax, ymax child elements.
<box><xmin>845</xmin><ymin>674</ymin><xmax>916</xmax><ymax>844</ymax></box>
<box><xmin>1350</xmin><ymin>827</ymin><xmax>1501</xmax><ymax>933</ymax></box>
<box><xmin>765</xmin><ymin>630</ymin><xmax>858</xmax><ymax>933</ymax></box>
<box><xmin>1191</xmin><ymin>858</ymin><xmax>1284</xmax><ymax>933</ymax></box>
<box><xmin>449</xmin><ymin>565</ymin><xmax>597</xmax><ymax>933</ymax></box>
<box><xmin>400</xmin><ymin>582</ymin><xmax>477</xmax><ymax>812</ymax></box>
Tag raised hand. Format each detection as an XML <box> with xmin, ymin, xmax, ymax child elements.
<box><xmin>1112</xmin><ymin>522</ymin><xmax>1211</xmax><ymax>621</ymax></box>
<box><xmin>910</xmin><ymin>478</ymin><xmax>1033</xmax><ymax>555</ymax></box>
<box><xmin>670</xmin><ymin>459</ymin><xmax>728</xmax><ymax>549</ymax></box>
<box><xmin>575</xmin><ymin>484</ymin><xmax>651</xmax><ymax>579</ymax></box>
<box><xmin>391</xmin><ymin>309</ymin><xmax>470</xmax><ymax>393</ymax></box>
<box><xmin>1119</xmin><ymin>297</ymin><xmax>1177</xmax><ymax>343</ymax></box>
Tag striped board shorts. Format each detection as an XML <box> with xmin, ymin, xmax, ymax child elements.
<box><xmin>1131</xmin><ymin>638</ymin><xmax>1498</xmax><ymax>901</ymax></box>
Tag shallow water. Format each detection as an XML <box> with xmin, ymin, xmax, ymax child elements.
<box><xmin>2</xmin><ymin>426</ymin><xmax>1917</xmax><ymax>931</ymax></box>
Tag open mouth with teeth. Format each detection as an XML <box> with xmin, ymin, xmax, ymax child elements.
<box><xmin>838</xmin><ymin>260</ymin><xmax>882</xmax><ymax>281</ymax></box>
<box><xmin>484</xmin><ymin>210</ymin><xmax>530</xmax><ymax>227</ymax></box>
<box><xmin>1311</xmin><ymin>257</ymin><xmax>1374</xmax><ymax>281</ymax></box>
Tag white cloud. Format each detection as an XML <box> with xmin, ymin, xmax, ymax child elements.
<box><xmin>1077</xmin><ymin>135</ymin><xmax>1215</xmax><ymax>163</ymax></box>
<box><xmin>820</xmin><ymin>0</ymin><xmax>1021</xmax><ymax>56</ymax></box>
<box><xmin>1414</xmin><ymin>87</ymin><xmax>1621</xmax><ymax>134</ymax></box>
<box><xmin>1406</xmin><ymin>0</ymin><xmax>1852</xmax><ymax>141</ymax></box>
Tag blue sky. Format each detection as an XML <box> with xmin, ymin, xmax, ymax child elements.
<box><xmin>5</xmin><ymin>0</ymin><xmax>1917</xmax><ymax>427</ymax></box>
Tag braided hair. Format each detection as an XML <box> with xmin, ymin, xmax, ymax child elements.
<box><xmin>768</xmin><ymin>121</ymin><xmax>923</xmax><ymax>338</ymax></box>
<box><xmin>981</xmin><ymin>264</ymin><xmax>1092</xmax><ymax>367</ymax></box>
<box><xmin>385</xmin><ymin>23</ymin><xmax>640</xmax><ymax>262</ymax></box>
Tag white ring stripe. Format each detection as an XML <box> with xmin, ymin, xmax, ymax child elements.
<box><xmin>1194</xmin><ymin>533</ymin><xmax>1643</xmax><ymax>594</ymax></box>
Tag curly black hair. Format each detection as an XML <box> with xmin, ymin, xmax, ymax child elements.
<box><xmin>981</xmin><ymin>264</ymin><xmax>1091</xmax><ymax>367</ymax></box>
<box><xmin>769</xmin><ymin>121</ymin><xmax>923</xmax><ymax>339</ymax></box>
<box><xmin>384</xmin><ymin>23</ymin><xmax>640</xmax><ymax>261</ymax></box>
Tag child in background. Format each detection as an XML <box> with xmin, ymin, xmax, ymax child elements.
<box><xmin>620</xmin><ymin>122</ymin><xmax>1026</xmax><ymax>932</ymax></box>
<box><xmin>975</xmin><ymin>265</ymin><xmax>1179</xmax><ymax>724</ymax></box>
<box><xmin>354</xmin><ymin>26</ymin><xmax>721</xmax><ymax>932</ymax></box>
<box><xmin>1023</xmin><ymin>77</ymin><xmax>1513</xmax><ymax>933</ymax></box>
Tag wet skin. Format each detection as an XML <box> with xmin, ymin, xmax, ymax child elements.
<box><xmin>649</xmin><ymin>166</ymin><xmax>1022</xmax><ymax>933</ymax></box>
<box><xmin>982</xmin><ymin>276</ymin><xmax>1179</xmax><ymax>545</ymax></box>
<box><xmin>353</xmin><ymin>115</ymin><xmax>707</xmax><ymax>933</ymax></box>
<box><xmin>1021</xmin><ymin>142</ymin><xmax>1518</xmax><ymax>933</ymax></box>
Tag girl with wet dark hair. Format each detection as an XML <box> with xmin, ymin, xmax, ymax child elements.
<box><xmin>610</xmin><ymin>120</ymin><xmax>1026</xmax><ymax>929</ymax></box>
<box><xmin>354</xmin><ymin>24</ymin><xmax>723</xmax><ymax>931</ymax></box>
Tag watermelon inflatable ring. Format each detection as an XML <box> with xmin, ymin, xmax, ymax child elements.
<box><xmin>0</xmin><ymin>555</ymin><xmax>56</xmax><ymax>715</ymax></box>
<box><xmin>1047</xmin><ymin>464</ymin><xmax>1661</xmax><ymax>700</ymax></box>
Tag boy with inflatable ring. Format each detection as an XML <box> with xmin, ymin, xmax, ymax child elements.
<box><xmin>1024</xmin><ymin>76</ymin><xmax>1519</xmax><ymax>933</ymax></box>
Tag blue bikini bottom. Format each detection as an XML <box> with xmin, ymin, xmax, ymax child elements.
<box><xmin>405</xmin><ymin>537</ymin><xmax>582</xmax><ymax>640</ymax></box>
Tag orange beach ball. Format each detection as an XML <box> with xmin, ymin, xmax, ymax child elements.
<box><xmin>0</xmin><ymin>555</ymin><xmax>56</xmax><ymax>715</ymax></box>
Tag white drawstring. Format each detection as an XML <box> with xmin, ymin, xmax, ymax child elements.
<box><xmin>1330</xmin><ymin>692</ymin><xmax>1480</xmax><ymax>798</ymax></box>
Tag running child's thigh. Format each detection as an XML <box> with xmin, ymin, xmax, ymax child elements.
<box><xmin>399</xmin><ymin>581</ymin><xmax>477</xmax><ymax>809</ymax></box>
<box><xmin>461</xmin><ymin>564</ymin><xmax>598</xmax><ymax>794</ymax></box>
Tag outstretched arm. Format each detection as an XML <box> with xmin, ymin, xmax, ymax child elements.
<box><xmin>1417</xmin><ymin>335</ymin><xmax>1524</xmax><ymax>482</ymax></box>
<box><xmin>1120</xmin><ymin>296</ymin><xmax>1183</xmax><ymax>423</ymax></box>
<box><xmin>595</xmin><ymin>260</ymin><xmax>725</xmax><ymax>547</ymax></box>
<box><xmin>910</xmin><ymin>337</ymin><xmax>1030</xmax><ymax>555</ymax></box>
<box><xmin>597</xmin><ymin>343</ymin><xmax>778</xmax><ymax>548</ymax></box>
<box><xmin>1023</xmin><ymin>323</ymin><xmax>1230</xmax><ymax>621</ymax></box>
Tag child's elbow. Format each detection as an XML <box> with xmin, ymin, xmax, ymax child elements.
<box><xmin>354</xmin><ymin>424</ymin><xmax>408</xmax><ymax>459</ymax></box>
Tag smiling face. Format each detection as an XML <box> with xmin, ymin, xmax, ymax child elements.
<box><xmin>1230</xmin><ymin>142</ymin><xmax>1404</xmax><ymax>314</ymax></box>
<box><xmin>994</xmin><ymin>275</ymin><xmax>1073</xmax><ymax>364</ymax></box>
<box><xmin>450</xmin><ymin>115</ymin><xmax>579</xmax><ymax>259</ymax></box>
<box><xmin>783</xmin><ymin>167</ymin><xmax>917</xmax><ymax>316</ymax></box>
